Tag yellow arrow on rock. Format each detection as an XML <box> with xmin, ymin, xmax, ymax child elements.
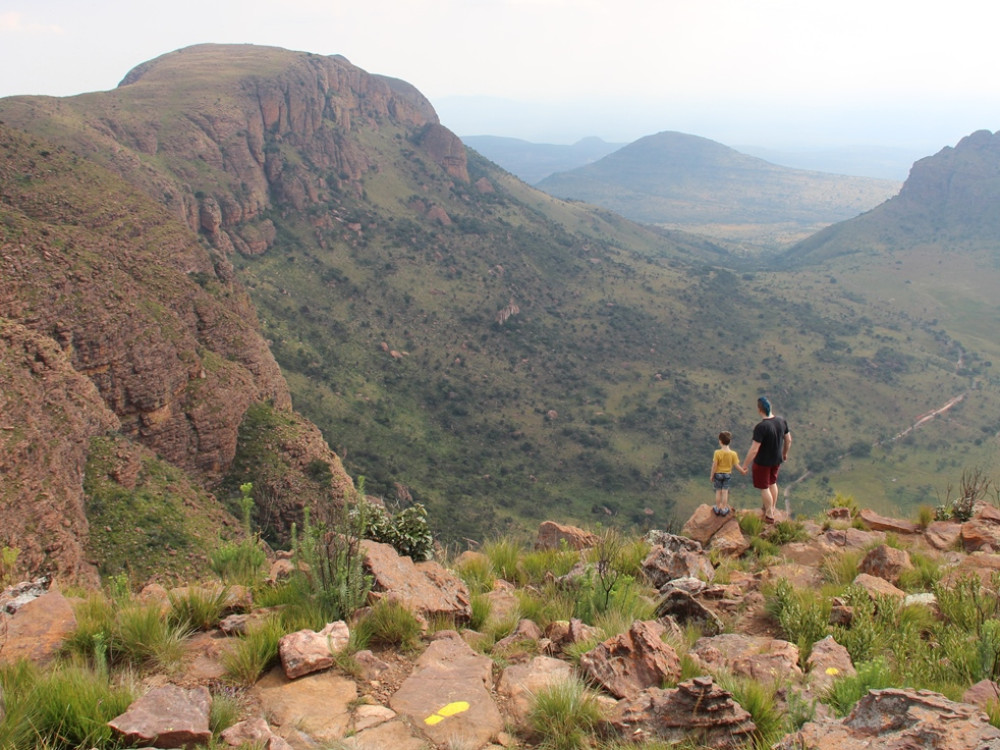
<box><xmin>424</xmin><ymin>701</ymin><xmax>470</xmax><ymax>725</ymax></box>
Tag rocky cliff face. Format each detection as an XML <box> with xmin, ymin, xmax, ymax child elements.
<box><xmin>0</xmin><ymin>44</ymin><xmax>479</xmax><ymax>582</ymax></box>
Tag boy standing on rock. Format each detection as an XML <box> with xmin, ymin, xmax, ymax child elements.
<box><xmin>710</xmin><ymin>430</ymin><xmax>746</xmax><ymax>516</ymax></box>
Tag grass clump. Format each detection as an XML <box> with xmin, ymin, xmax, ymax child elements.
<box><xmin>168</xmin><ymin>585</ymin><xmax>232</xmax><ymax>632</ymax></box>
<box><xmin>527</xmin><ymin>677</ymin><xmax>604</xmax><ymax>750</ymax></box>
<box><xmin>482</xmin><ymin>537</ymin><xmax>525</xmax><ymax>585</ymax></box>
<box><xmin>0</xmin><ymin>659</ymin><xmax>135</xmax><ymax>750</ymax></box>
<box><xmin>354</xmin><ymin>598</ymin><xmax>422</xmax><ymax>651</ymax></box>
<box><xmin>222</xmin><ymin>616</ymin><xmax>286</xmax><ymax>686</ymax></box>
<box><xmin>716</xmin><ymin>673</ymin><xmax>787</xmax><ymax>749</ymax></box>
<box><xmin>765</xmin><ymin>578</ymin><xmax>831</xmax><ymax>667</ymax></box>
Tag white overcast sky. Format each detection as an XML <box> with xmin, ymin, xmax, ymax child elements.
<box><xmin>1</xmin><ymin>0</ymin><xmax>998</xmax><ymax>150</ymax></box>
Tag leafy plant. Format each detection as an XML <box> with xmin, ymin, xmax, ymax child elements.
<box><xmin>363</xmin><ymin>502</ymin><xmax>434</xmax><ymax>561</ymax></box>
<box><xmin>823</xmin><ymin>656</ymin><xmax>895</xmax><ymax>716</ymax></box>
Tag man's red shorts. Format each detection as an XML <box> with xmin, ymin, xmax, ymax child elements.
<box><xmin>752</xmin><ymin>463</ymin><xmax>780</xmax><ymax>490</ymax></box>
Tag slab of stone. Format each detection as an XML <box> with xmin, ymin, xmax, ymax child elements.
<box><xmin>681</xmin><ymin>504</ymin><xmax>732</xmax><ymax>546</ymax></box>
<box><xmin>806</xmin><ymin>635</ymin><xmax>856</xmax><ymax>693</ymax></box>
<box><xmin>252</xmin><ymin>665</ymin><xmax>357</xmax><ymax>743</ymax></box>
<box><xmin>691</xmin><ymin>633</ymin><xmax>802</xmax><ymax>685</ymax></box>
<box><xmin>925</xmin><ymin>520</ymin><xmax>963</xmax><ymax>551</ymax></box>
<box><xmin>362</xmin><ymin>540</ymin><xmax>471</xmax><ymax>622</ymax></box>
<box><xmin>0</xmin><ymin>586</ymin><xmax>76</xmax><ymax>665</ymax></box>
<box><xmin>278</xmin><ymin>620</ymin><xmax>350</xmax><ymax>679</ymax></box>
<box><xmin>858</xmin><ymin>509</ymin><xmax>921</xmax><ymax>534</ymax></box>
<box><xmin>108</xmin><ymin>684</ymin><xmax>212</xmax><ymax>749</ymax></box>
<box><xmin>389</xmin><ymin>631</ymin><xmax>503</xmax><ymax>748</ymax></box>
<box><xmin>339</xmin><ymin>719</ymin><xmax>429</xmax><ymax>750</ymax></box>
<box><xmin>536</xmin><ymin>520</ymin><xmax>599</xmax><ymax>550</ymax></box>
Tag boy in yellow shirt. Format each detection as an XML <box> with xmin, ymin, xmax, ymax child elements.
<box><xmin>711</xmin><ymin>430</ymin><xmax>747</xmax><ymax>516</ymax></box>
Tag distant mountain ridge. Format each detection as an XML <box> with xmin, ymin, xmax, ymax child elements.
<box><xmin>536</xmin><ymin>131</ymin><xmax>901</xmax><ymax>252</ymax></box>
<box><xmin>461</xmin><ymin>135</ymin><xmax>625</xmax><ymax>184</ymax></box>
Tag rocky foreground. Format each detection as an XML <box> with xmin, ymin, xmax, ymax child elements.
<box><xmin>6</xmin><ymin>507</ymin><xmax>1000</xmax><ymax>749</ymax></box>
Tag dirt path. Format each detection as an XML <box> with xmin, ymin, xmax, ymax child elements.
<box><xmin>782</xmin><ymin>391</ymin><xmax>967</xmax><ymax>513</ymax></box>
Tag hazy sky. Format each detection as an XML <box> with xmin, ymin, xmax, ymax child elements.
<box><xmin>1</xmin><ymin>0</ymin><xmax>998</xmax><ymax>151</ymax></box>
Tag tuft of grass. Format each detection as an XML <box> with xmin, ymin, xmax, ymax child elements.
<box><xmin>528</xmin><ymin>677</ymin><xmax>604</xmax><ymax>750</ymax></box>
<box><xmin>209</xmin><ymin>688</ymin><xmax>244</xmax><ymax>737</ymax></box>
<box><xmin>455</xmin><ymin>553</ymin><xmax>496</xmax><ymax>595</ymax></box>
<box><xmin>469</xmin><ymin>592</ymin><xmax>492</xmax><ymax>631</ymax></box>
<box><xmin>764</xmin><ymin>579</ymin><xmax>831</xmax><ymax>667</ymax></box>
<box><xmin>0</xmin><ymin>658</ymin><xmax>135</xmax><ymax>750</ymax></box>
<box><xmin>716</xmin><ymin>673</ymin><xmax>787</xmax><ymax>749</ymax></box>
<box><xmin>353</xmin><ymin>598</ymin><xmax>422</xmax><ymax>651</ymax></box>
<box><xmin>168</xmin><ymin>585</ymin><xmax>232</xmax><ymax>632</ymax></box>
<box><xmin>521</xmin><ymin>546</ymin><xmax>580</xmax><ymax>584</ymax></box>
<box><xmin>820</xmin><ymin>550</ymin><xmax>862</xmax><ymax>587</ymax></box>
<box><xmin>766</xmin><ymin>520</ymin><xmax>811</xmax><ymax>546</ymax></box>
<box><xmin>739</xmin><ymin>512</ymin><xmax>765</xmax><ymax>538</ymax></box>
<box><xmin>112</xmin><ymin>601</ymin><xmax>191</xmax><ymax>673</ymax></box>
<box><xmin>482</xmin><ymin>537</ymin><xmax>525</xmax><ymax>585</ymax></box>
<box><xmin>222</xmin><ymin>616</ymin><xmax>285</xmax><ymax>686</ymax></box>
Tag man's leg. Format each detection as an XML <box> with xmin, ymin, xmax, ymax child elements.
<box><xmin>760</xmin><ymin>487</ymin><xmax>772</xmax><ymax>518</ymax></box>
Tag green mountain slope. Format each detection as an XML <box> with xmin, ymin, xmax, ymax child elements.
<box><xmin>537</xmin><ymin>131</ymin><xmax>901</xmax><ymax>252</ymax></box>
<box><xmin>1</xmin><ymin>46</ymin><xmax>995</xmax><ymax>551</ymax></box>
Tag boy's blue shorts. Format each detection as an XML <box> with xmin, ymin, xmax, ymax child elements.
<box><xmin>713</xmin><ymin>472</ymin><xmax>732</xmax><ymax>490</ymax></box>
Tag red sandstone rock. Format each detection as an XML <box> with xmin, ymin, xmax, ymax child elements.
<box><xmin>859</xmin><ymin>543</ymin><xmax>914</xmax><ymax>585</ymax></box>
<box><xmin>579</xmin><ymin>620</ymin><xmax>681</xmax><ymax>700</ymax></box>
<box><xmin>536</xmin><ymin>521</ymin><xmax>599</xmax><ymax>551</ymax></box>
<box><xmin>109</xmin><ymin>684</ymin><xmax>212</xmax><ymax>749</ymax></box>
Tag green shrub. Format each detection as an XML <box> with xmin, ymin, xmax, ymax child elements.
<box><xmin>766</xmin><ymin>520</ymin><xmax>810</xmax><ymax>546</ymax></box>
<box><xmin>765</xmin><ymin>579</ymin><xmax>831</xmax><ymax>667</ymax></box>
<box><xmin>528</xmin><ymin>677</ymin><xmax>604</xmax><ymax>750</ymax></box>
<box><xmin>211</xmin><ymin>482</ymin><xmax>268</xmax><ymax>586</ymax></box>
<box><xmin>739</xmin><ymin>512</ymin><xmax>765</xmax><ymax>538</ymax></box>
<box><xmin>820</xmin><ymin>550</ymin><xmax>862</xmax><ymax>587</ymax></box>
<box><xmin>295</xmin><ymin>497</ymin><xmax>374</xmax><ymax>622</ymax></box>
<box><xmin>823</xmin><ymin>656</ymin><xmax>895</xmax><ymax>716</ymax></box>
<box><xmin>363</xmin><ymin>502</ymin><xmax>434</xmax><ymax>561</ymax></box>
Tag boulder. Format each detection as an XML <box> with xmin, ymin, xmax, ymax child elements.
<box><xmin>806</xmin><ymin>636</ymin><xmax>856</xmax><ymax>693</ymax></box>
<box><xmin>681</xmin><ymin>504</ymin><xmax>733</xmax><ymax>546</ymax></box>
<box><xmin>858</xmin><ymin>509</ymin><xmax>921</xmax><ymax>534</ymax></box>
<box><xmin>497</xmin><ymin>655</ymin><xmax>574</xmax><ymax>723</ymax></box>
<box><xmin>362</xmin><ymin>539</ymin><xmax>471</xmax><ymax>623</ymax></box>
<box><xmin>925</xmin><ymin>520</ymin><xmax>963</xmax><ymax>550</ymax></box>
<box><xmin>108</xmin><ymin>684</ymin><xmax>212</xmax><ymax>749</ymax></box>
<box><xmin>852</xmin><ymin>572</ymin><xmax>906</xmax><ymax>601</ymax></box>
<box><xmin>858</xmin><ymin>544</ymin><xmax>913</xmax><ymax>585</ymax></box>
<box><xmin>278</xmin><ymin>621</ymin><xmax>350</xmax><ymax>679</ymax></box>
<box><xmin>608</xmin><ymin>676</ymin><xmax>756</xmax><ymax>748</ymax></box>
<box><xmin>961</xmin><ymin>518</ymin><xmax>1000</xmax><ymax>552</ymax></box>
<box><xmin>642</xmin><ymin>537</ymin><xmax>713</xmax><ymax>588</ymax></box>
<box><xmin>821</xmin><ymin>528</ymin><xmax>886</xmax><ymax>551</ymax></box>
<box><xmin>579</xmin><ymin>620</ymin><xmax>681</xmax><ymax>700</ymax></box>
<box><xmin>252</xmin><ymin>666</ymin><xmax>357</xmax><ymax>744</ymax></box>
<box><xmin>690</xmin><ymin>633</ymin><xmax>802</xmax><ymax>685</ymax></box>
<box><xmin>707</xmin><ymin>518</ymin><xmax>750</xmax><ymax>557</ymax></box>
<box><xmin>963</xmin><ymin>680</ymin><xmax>1000</xmax><ymax>712</ymax></box>
<box><xmin>775</xmin><ymin>688</ymin><xmax>1000</xmax><ymax>749</ymax></box>
<box><xmin>221</xmin><ymin>717</ymin><xmax>293</xmax><ymax>750</ymax></box>
<box><xmin>0</xmin><ymin>583</ymin><xmax>76</xmax><ymax>665</ymax></box>
<box><xmin>536</xmin><ymin>521</ymin><xmax>599</xmax><ymax>550</ymax></box>
<box><xmin>654</xmin><ymin>589</ymin><xmax>724</xmax><ymax>635</ymax></box>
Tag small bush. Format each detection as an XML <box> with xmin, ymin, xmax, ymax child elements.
<box><xmin>765</xmin><ymin>579</ymin><xmax>831</xmax><ymax>666</ymax></box>
<box><xmin>364</xmin><ymin>502</ymin><xmax>434</xmax><ymax>561</ymax></box>
<box><xmin>211</xmin><ymin>482</ymin><xmax>267</xmax><ymax>585</ymax></box>
<box><xmin>528</xmin><ymin>677</ymin><xmax>604</xmax><ymax>750</ymax></box>
<box><xmin>716</xmin><ymin>673</ymin><xmax>787</xmax><ymax>748</ymax></box>
<box><xmin>823</xmin><ymin>656</ymin><xmax>895</xmax><ymax>716</ymax></box>
<box><xmin>766</xmin><ymin>520</ymin><xmax>810</xmax><ymax>546</ymax></box>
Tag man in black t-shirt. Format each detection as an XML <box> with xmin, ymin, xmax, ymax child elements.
<box><xmin>741</xmin><ymin>396</ymin><xmax>791</xmax><ymax>523</ymax></box>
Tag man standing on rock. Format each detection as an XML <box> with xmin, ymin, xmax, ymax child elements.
<box><xmin>741</xmin><ymin>396</ymin><xmax>791</xmax><ymax>523</ymax></box>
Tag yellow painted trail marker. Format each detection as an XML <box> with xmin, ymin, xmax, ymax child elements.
<box><xmin>424</xmin><ymin>701</ymin><xmax>470</xmax><ymax>725</ymax></box>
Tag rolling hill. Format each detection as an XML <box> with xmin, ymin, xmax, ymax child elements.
<box><xmin>537</xmin><ymin>131</ymin><xmax>901</xmax><ymax>252</ymax></box>
<box><xmin>460</xmin><ymin>135</ymin><xmax>625</xmax><ymax>184</ymax></box>
<box><xmin>1</xmin><ymin>45</ymin><xmax>997</xmax><ymax>579</ymax></box>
